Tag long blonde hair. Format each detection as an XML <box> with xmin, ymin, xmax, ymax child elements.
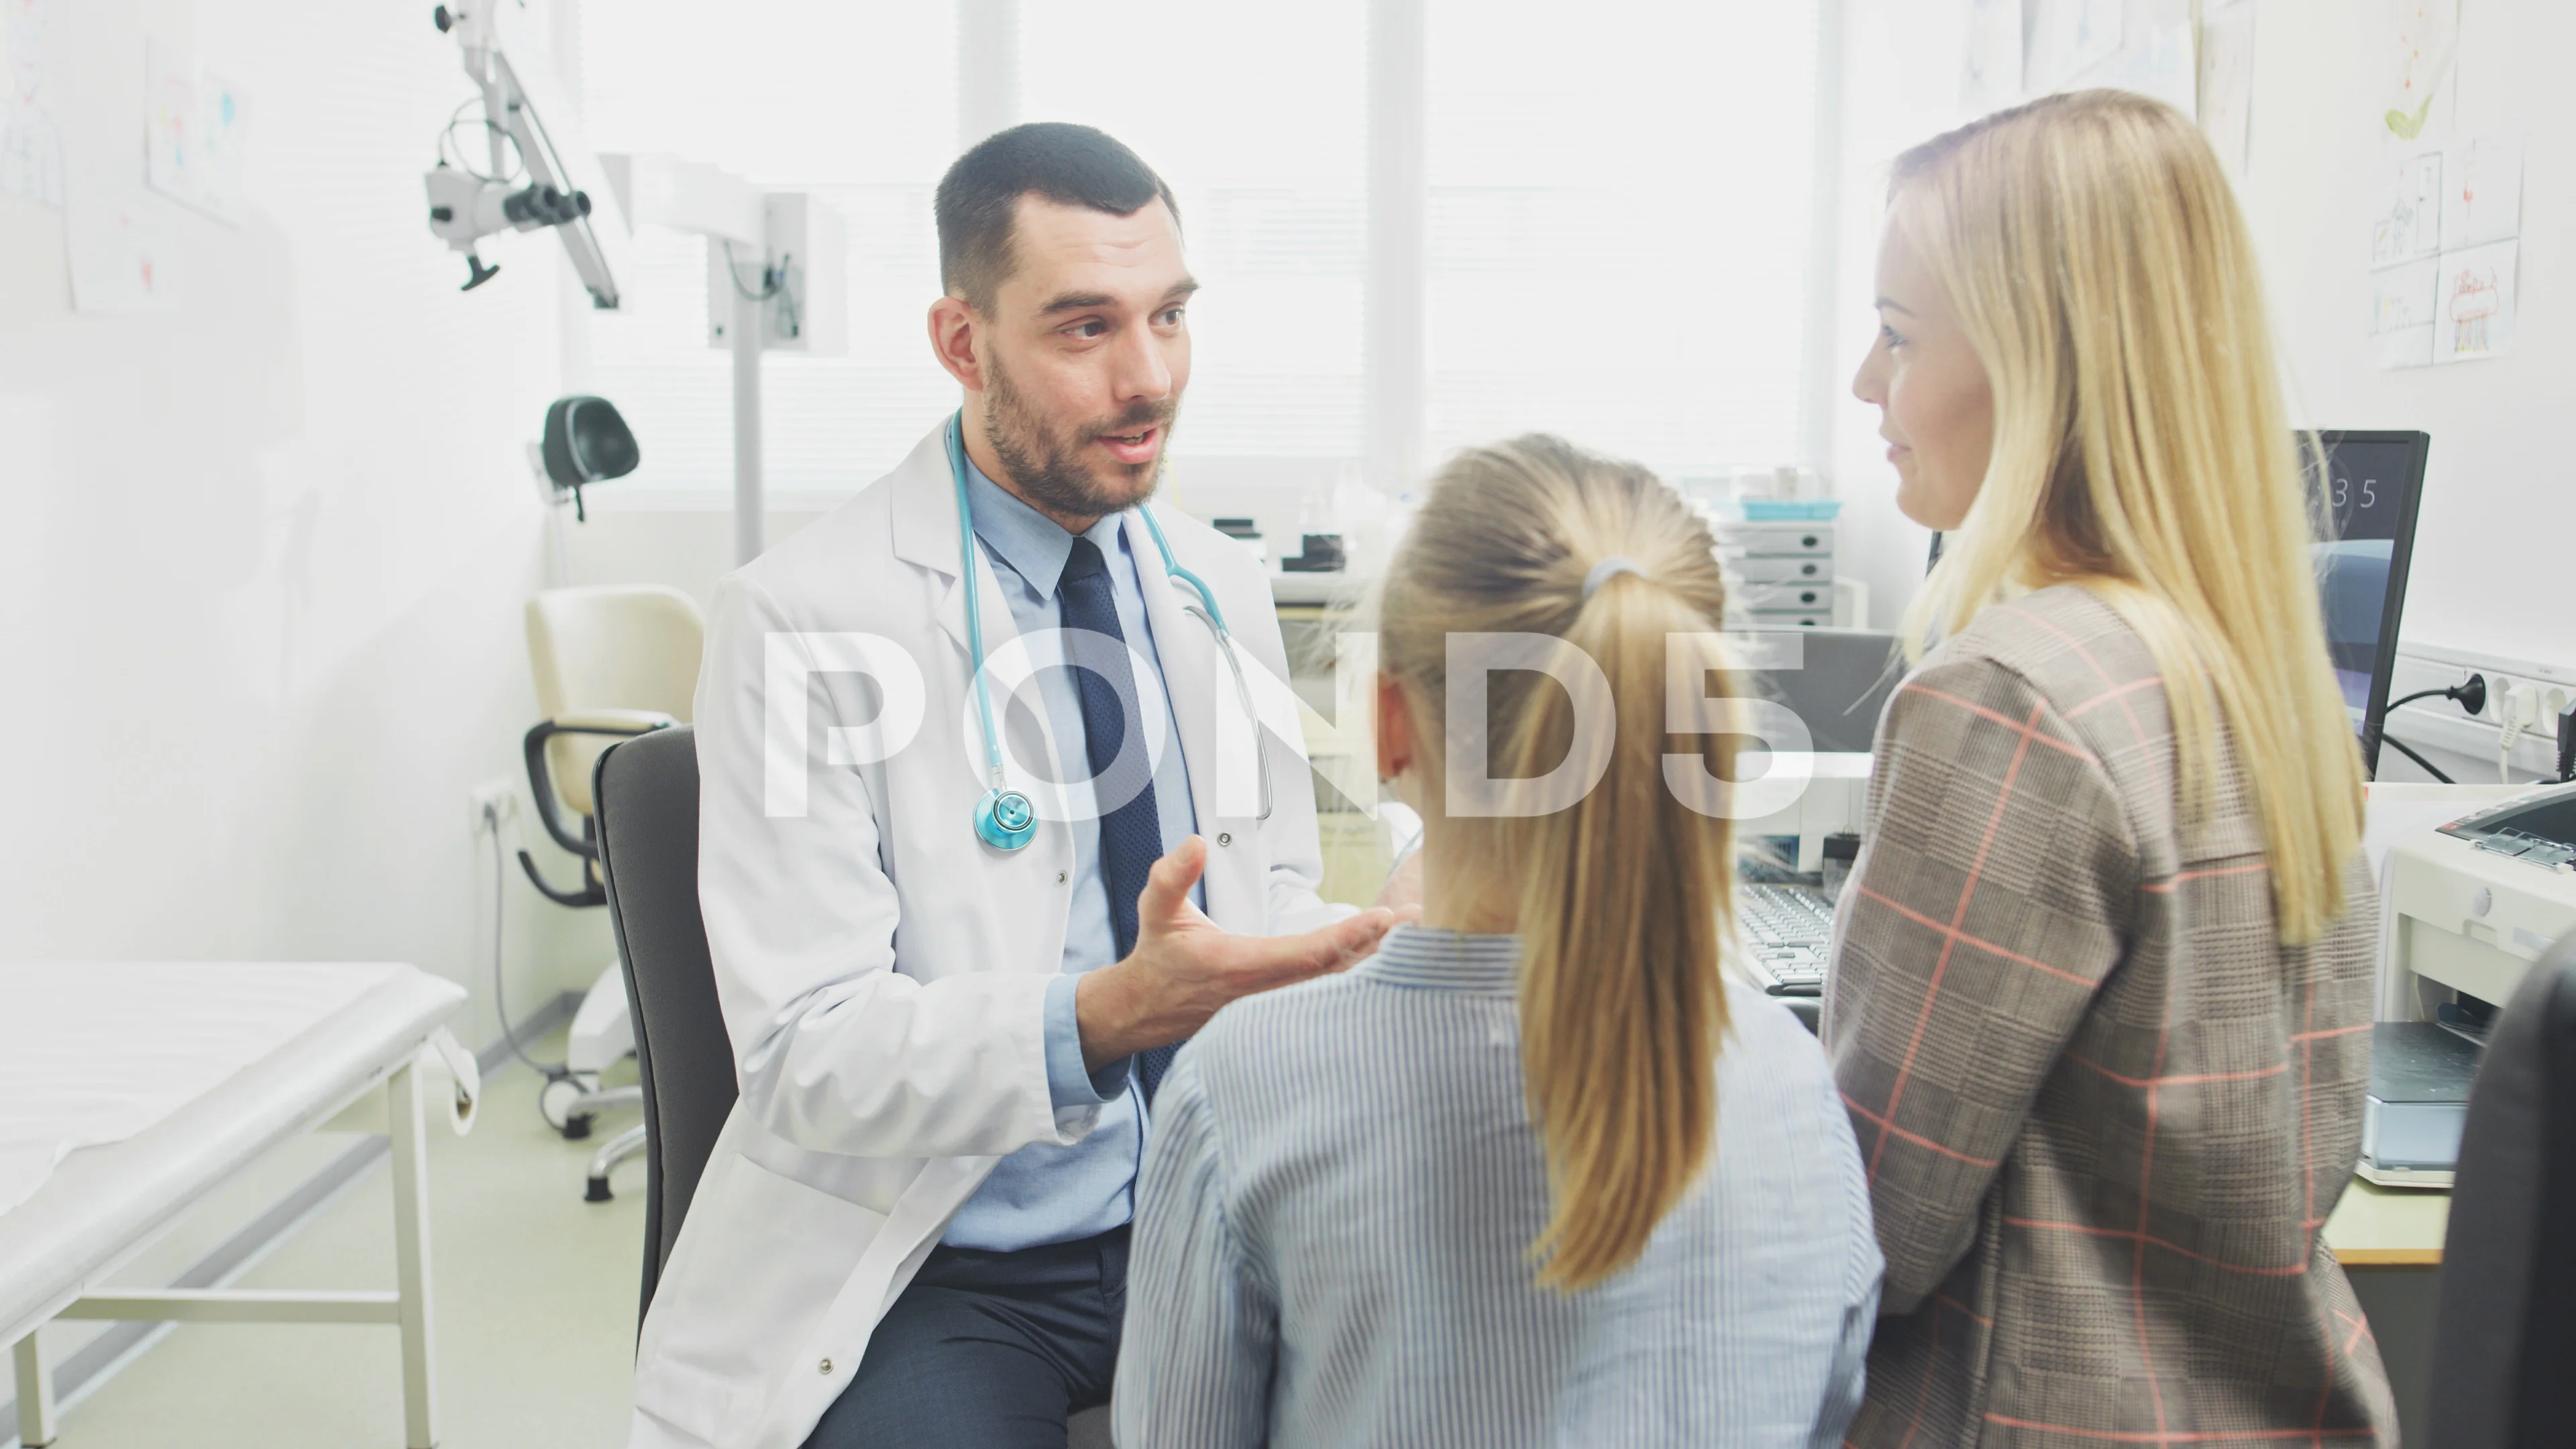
<box><xmin>1892</xmin><ymin>90</ymin><xmax>2363</xmax><ymax>943</ymax></box>
<box><xmin>1375</xmin><ymin>434</ymin><xmax>1736</xmax><ymax>1291</ymax></box>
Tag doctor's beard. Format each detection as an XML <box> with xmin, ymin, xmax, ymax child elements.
<box><xmin>982</xmin><ymin>354</ymin><xmax>1178</xmax><ymax>521</ymax></box>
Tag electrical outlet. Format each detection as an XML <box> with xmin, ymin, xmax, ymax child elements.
<box><xmin>469</xmin><ymin>780</ymin><xmax>520</xmax><ymax>836</ymax></box>
<box><xmin>2516</xmin><ymin>679</ymin><xmax>2547</xmax><ymax>731</ymax></box>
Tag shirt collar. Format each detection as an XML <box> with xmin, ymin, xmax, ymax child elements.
<box><xmin>1358</xmin><ymin>924</ymin><xmax>1521</xmax><ymax>994</ymax></box>
<box><xmin>962</xmin><ymin>451</ymin><xmax>1124</xmax><ymax>600</ymax></box>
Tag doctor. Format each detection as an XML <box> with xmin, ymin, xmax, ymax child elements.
<box><xmin>631</xmin><ymin>123</ymin><xmax>1397</xmax><ymax>1449</ymax></box>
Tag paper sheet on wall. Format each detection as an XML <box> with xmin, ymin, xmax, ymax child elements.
<box><xmin>2367</xmin><ymin>258</ymin><xmax>2438</xmax><ymax>369</ymax></box>
<box><xmin>2368</xmin><ymin>131</ymin><xmax>2520</xmax><ymax>369</ymax></box>
<box><xmin>2369</xmin><ymin>151</ymin><xmax>2443</xmax><ymax>268</ymax></box>
<box><xmin>0</xmin><ymin>0</ymin><xmax>62</xmax><ymax>207</ymax></box>
<box><xmin>1961</xmin><ymin>0</ymin><xmax>2023</xmax><ymax>114</ymax></box>
<box><xmin>144</xmin><ymin>39</ymin><xmax>243</xmax><ymax>223</ymax></box>
<box><xmin>2196</xmin><ymin>3</ymin><xmax>2255</xmax><ymax>176</ymax></box>
<box><xmin>2015</xmin><ymin>0</ymin><xmax>2197</xmax><ymax>119</ymax></box>
<box><xmin>2024</xmin><ymin>0</ymin><xmax>2123</xmax><ymax>95</ymax></box>
<box><xmin>2432</xmin><ymin>239</ymin><xmax>2514</xmax><ymax>365</ymax></box>
<box><xmin>2440</xmin><ymin>133</ymin><xmax>2521</xmax><ymax>248</ymax></box>
<box><xmin>63</xmin><ymin>173</ymin><xmax>173</xmax><ymax>313</ymax></box>
<box><xmin>2385</xmin><ymin>0</ymin><xmax>2457</xmax><ymax>143</ymax></box>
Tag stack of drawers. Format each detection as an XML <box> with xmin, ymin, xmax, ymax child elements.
<box><xmin>1715</xmin><ymin>518</ymin><xmax>1835</xmax><ymax>628</ymax></box>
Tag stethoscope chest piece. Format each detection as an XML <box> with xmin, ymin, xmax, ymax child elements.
<box><xmin>975</xmin><ymin>787</ymin><xmax>1038</xmax><ymax>851</ymax></box>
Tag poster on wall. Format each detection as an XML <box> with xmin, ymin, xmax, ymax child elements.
<box><xmin>64</xmin><ymin>178</ymin><xmax>174</xmax><ymax>313</ymax></box>
<box><xmin>2385</xmin><ymin>0</ymin><xmax>2458</xmax><ymax>142</ymax></box>
<box><xmin>2368</xmin><ymin>132</ymin><xmax>2520</xmax><ymax>369</ymax></box>
<box><xmin>144</xmin><ymin>40</ymin><xmax>244</xmax><ymax>223</ymax></box>
<box><xmin>1964</xmin><ymin>0</ymin><xmax>2198</xmax><ymax>123</ymax></box>
<box><xmin>2196</xmin><ymin>1</ymin><xmax>2255</xmax><ymax>176</ymax></box>
<box><xmin>1961</xmin><ymin>0</ymin><xmax>2023</xmax><ymax>115</ymax></box>
<box><xmin>2025</xmin><ymin>0</ymin><xmax>2123</xmax><ymax>95</ymax></box>
<box><xmin>2432</xmin><ymin>240</ymin><xmax>2515</xmax><ymax>364</ymax></box>
<box><xmin>0</xmin><ymin>0</ymin><xmax>62</xmax><ymax>207</ymax></box>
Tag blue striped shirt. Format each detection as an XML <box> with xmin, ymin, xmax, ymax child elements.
<box><xmin>1114</xmin><ymin>924</ymin><xmax>1882</xmax><ymax>1448</ymax></box>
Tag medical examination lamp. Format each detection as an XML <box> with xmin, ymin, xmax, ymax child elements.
<box><xmin>421</xmin><ymin>3</ymin><xmax>621</xmax><ymax>305</ymax></box>
<box><xmin>539</xmin><ymin>395</ymin><xmax>640</xmax><ymax>522</ymax></box>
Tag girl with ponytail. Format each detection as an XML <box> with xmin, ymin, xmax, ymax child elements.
<box><xmin>1114</xmin><ymin>434</ymin><xmax>1882</xmax><ymax>1448</ymax></box>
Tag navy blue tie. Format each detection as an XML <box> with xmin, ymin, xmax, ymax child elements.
<box><xmin>1057</xmin><ymin>537</ymin><xmax>1181</xmax><ymax>1104</ymax></box>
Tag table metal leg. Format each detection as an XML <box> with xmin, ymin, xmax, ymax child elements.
<box><xmin>12</xmin><ymin>1330</ymin><xmax>56</xmax><ymax>1448</ymax></box>
<box><xmin>388</xmin><ymin>1061</ymin><xmax>440</xmax><ymax>1448</ymax></box>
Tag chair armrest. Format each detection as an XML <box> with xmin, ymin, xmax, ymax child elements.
<box><xmin>525</xmin><ymin>713</ymin><xmax>679</xmax><ymax>857</ymax></box>
<box><xmin>551</xmin><ymin>709</ymin><xmax>680</xmax><ymax>736</ymax></box>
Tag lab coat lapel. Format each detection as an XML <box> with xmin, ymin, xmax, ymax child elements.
<box><xmin>1128</xmin><ymin>511</ymin><xmax>1263</xmax><ymax>934</ymax></box>
<box><xmin>885</xmin><ymin>423</ymin><xmax>1077</xmax><ymax>845</ymax></box>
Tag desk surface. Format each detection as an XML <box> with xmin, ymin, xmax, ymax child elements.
<box><xmin>2322</xmin><ymin>1177</ymin><xmax>2450</xmax><ymax>1267</ymax></box>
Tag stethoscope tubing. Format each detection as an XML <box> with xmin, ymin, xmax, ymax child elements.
<box><xmin>945</xmin><ymin>412</ymin><xmax>1273</xmax><ymax>845</ymax></box>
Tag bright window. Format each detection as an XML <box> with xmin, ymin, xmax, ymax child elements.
<box><xmin>1427</xmin><ymin>0</ymin><xmax>1820</xmax><ymax>479</ymax></box>
<box><xmin>569</xmin><ymin>0</ymin><xmax>1822</xmax><ymax>507</ymax></box>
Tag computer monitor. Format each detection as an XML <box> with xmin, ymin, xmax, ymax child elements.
<box><xmin>2306</xmin><ymin>430</ymin><xmax>2429</xmax><ymax>778</ymax></box>
<box><xmin>1922</xmin><ymin>433</ymin><xmax>2426</xmax><ymax>777</ymax></box>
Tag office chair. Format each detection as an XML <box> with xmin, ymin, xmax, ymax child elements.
<box><xmin>592</xmin><ymin>727</ymin><xmax>1116</xmax><ymax>1449</ymax></box>
<box><xmin>520</xmin><ymin>584</ymin><xmax>703</xmax><ymax>1197</ymax></box>
<box><xmin>2426</xmin><ymin>932</ymin><xmax>2576</xmax><ymax>1448</ymax></box>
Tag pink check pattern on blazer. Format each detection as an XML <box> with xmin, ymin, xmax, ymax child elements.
<box><xmin>1822</xmin><ymin>585</ymin><xmax>2396</xmax><ymax>1449</ymax></box>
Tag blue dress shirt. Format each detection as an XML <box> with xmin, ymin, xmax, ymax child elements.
<box><xmin>943</xmin><ymin>457</ymin><xmax>1202</xmax><ymax>1251</ymax></box>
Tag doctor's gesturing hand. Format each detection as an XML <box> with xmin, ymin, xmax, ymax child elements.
<box><xmin>1077</xmin><ymin>836</ymin><xmax>1403</xmax><ymax>1073</ymax></box>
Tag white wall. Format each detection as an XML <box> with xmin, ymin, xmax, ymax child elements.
<box><xmin>1829</xmin><ymin>0</ymin><xmax>2575</xmax><ymax>682</ymax></box>
<box><xmin>0</xmin><ymin>0</ymin><xmax>602</xmax><ymax>1030</ymax></box>
<box><xmin>2241</xmin><ymin>0</ymin><xmax>2571</xmax><ymax>672</ymax></box>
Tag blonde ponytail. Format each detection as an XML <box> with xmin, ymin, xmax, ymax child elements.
<box><xmin>1375</xmin><ymin>434</ymin><xmax>1735</xmax><ymax>1291</ymax></box>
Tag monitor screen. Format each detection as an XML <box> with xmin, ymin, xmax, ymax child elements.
<box><xmin>2306</xmin><ymin>431</ymin><xmax>2429</xmax><ymax>775</ymax></box>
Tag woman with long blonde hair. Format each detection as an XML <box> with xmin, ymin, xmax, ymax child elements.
<box><xmin>1827</xmin><ymin>90</ymin><xmax>2395</xmax><ymax>1445</ymax></box>
<box><xmin>1114</xmin><ymin>435</ymin><xmax>1882</xmax><ymax>1447</ymax></box>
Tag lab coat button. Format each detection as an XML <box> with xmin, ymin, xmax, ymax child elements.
<box><xmin>818</xmin><ymin>1357</ymin><xmax>833</xmax><ymax>1375</ymax></box>
<box><xmin>1056</xmin><ymin>871</ymin><xmax>1068</xmax><ymax>884</ymax></box>
<box><xmin>1217</xmin><ymin>833</ymin><xmax>1232</xmax><ymax>847</ymax></box>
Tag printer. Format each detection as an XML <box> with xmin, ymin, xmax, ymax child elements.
<box><xmin>2382</xmin><ymin>781</ymin><xmax>2576</xmax><ymax>1017</ymax></box>
<box><xmin>2371</xmin><ymin>782</ymin><xmax>2576</xmax><ymax>1181</ymax></box>
<box><xmin>2359</xmin><ymin>1022</ymin><xmax>2481</xmax><ymax>1187</ymax></box>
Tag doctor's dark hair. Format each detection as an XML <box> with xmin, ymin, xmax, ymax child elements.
<box><xmin>1373</xmin><ymin>434</ymin><xmax>1737</xmax><ymax>1293</ymax></box>
<box><xmin>935</xmin><ymin>123</ymin><xmax>1181</xmax><ymax>314</ymax></box>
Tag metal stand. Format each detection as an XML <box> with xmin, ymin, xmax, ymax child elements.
<box><xmin>388</xmin><ymin>1061</ymin><xmax>439</xmax><ymax>1448</ymax></box>
<box><xmin>11</xmin><ymin>1061</ymin><xmax>443</xmax><ymax>1447</ymax></box>
<box><xmin>13</xmin><ymin>1330</ymin><xmax>55</xmax><ymax>1448</ymax></box>
<box><xmin>733</xmin><ymin>279</ymin><xmax>764</xmax><ymax>566</ymax></box>
<box><xmin>585</xmin><ymin>1124</ymin><xmax>649</xmax><ymax>1203</ymax></box>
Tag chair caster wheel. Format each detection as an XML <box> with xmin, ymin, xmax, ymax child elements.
<box><xmin>539</xmin><ymin>1073</ymin><xmax>594</xmax><ymax>1134</ymax></box>
<box><xmin>585</xmin><ymin>1175</ymin><xmax>614</xmax><ymax>1203</ymax></box>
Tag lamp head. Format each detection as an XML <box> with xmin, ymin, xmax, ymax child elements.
<box><xmin>539</xmin><ymin>395</ymin><xmax>639</xmax><ymax>520</ymax></box>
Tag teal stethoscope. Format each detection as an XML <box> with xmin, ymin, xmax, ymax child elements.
<box><xmin>946</xmin><ymin>412</ymin><xmax>1273</xmax><ymax>851</ymax></box>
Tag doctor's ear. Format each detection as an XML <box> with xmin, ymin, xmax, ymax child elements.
<box><xmin>927</xmin><ymin>296</ymin><xmax>988</xmax><ymax>392</ymax></box>
<box><xmin>1376</xmin><ymin>672</ymin><xmax>1418</xmax><ymax>786</ymax></box>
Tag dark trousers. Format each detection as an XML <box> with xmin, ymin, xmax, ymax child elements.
<box><xmin>801</xmin><ymin>1225</ymin><xmax>1128</xmax><ymax>1449</ymax></box>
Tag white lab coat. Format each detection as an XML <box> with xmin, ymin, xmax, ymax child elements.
<box><xmin>627</xmin><ymin>423</ymin><xmax>1343</xmax><ymax>1449</ymax></box>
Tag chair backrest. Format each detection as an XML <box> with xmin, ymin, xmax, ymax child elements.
<box><xmin>592</xmin><ymin>724</ymin><xmax>738</xmax><ymax>1328</ymax></box>
<box><xmin>529</xmin><ymin>585</ymin><xmax>706</xmax><ymax>818</ymax></box>
<box><xmin>2427</xmin><ymin>934</ymin><xmax>2576</xmax><ymax>1448</ymax></box>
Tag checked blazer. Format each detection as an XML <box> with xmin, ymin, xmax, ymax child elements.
<box><xmin>1822</xmin><ymin>585</ymin><xmax>2396</xmax><ymax>1449</ymax></box>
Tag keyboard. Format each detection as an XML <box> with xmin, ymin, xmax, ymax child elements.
<box><xmin>1739</xmin><ymin>883</ymin><xmax>1837</xmax><ymax>997</ymax></box>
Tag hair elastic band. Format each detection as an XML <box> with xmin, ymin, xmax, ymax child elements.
<box><xmin>1582</xmin><ymin>556</ymin><xmax>1650</xmax><ymax>599</ymax></box>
